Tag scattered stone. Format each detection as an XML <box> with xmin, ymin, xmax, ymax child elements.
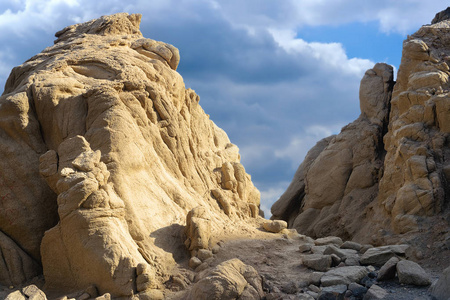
<box><xmin>94</xmin><ymin>293</ymin><xmax>111</xmax><ymax>300</ymax></box>
<box><xmin>308</xmin><ymin>284</ymin><xmax>321</xmax><ymax>293</ymax></box>
<box><xmin>344</xmin><ymin>256</ymin><xmax>361</xmax><ymax>266</ymax></box>
<box><xmin>299</xmin><ymin>243</ymin><xmax>313</xmax><ymax>253</ymax></box>
<box><xmin>306</xmin><ymin>291</ymin><xmax>319</xmax><ymax>299</ymax></box>
<box><xmin>321</xmin><ymin>266</ymin><xmax>369</xmax><ymax>287</ymax></box>
<box><xmin>22</xmin><ymin>285</ymin><xmax>47</xmax><ymax>299</ymax></box>
<box><xmin>348</xmin><ymin>282</ymin><xmax>368</xmax><ymax>298</ymax></box>
<box><xmin>396</xmin><ymin>260</ymin><xmax>431</xmax><ymax>286</ymax></box>
<box><xmin>281</xmin><ymin>281</ymin><xmax>298</xmax><ymax>294</ymax></box>
<box><xmin>330</xmin><ymin>254</ymin><xmax>342</xmax><ymax>267</ymax></box>
<box><xmin>211</xmin><ymin>244</ymin><xmax>220</xmax><ymax>254</ymax></box>
<box><xmin>363</xmin><ymin>284</ymin><xmax>387</xmax><ymax>299</ymax></box>
<box><xmin>361</xmin><ymin>275</ymin><xmax>377</xmax><ymax>288</ymax></box>
<box><xmin>263</xmin><ymin>220</ymin><xmax>287</xmax><ymax>233</ymax></box>
<box><xmin>302</xmin><ymin>254</ymin><xmax>332</xmax><ymax>272</ymax></box>
<box><xmin>5</xmin><ymin>290</ymin><xmax>26</xmax><ymax>300</ymax></box>
<box><xmin>430</xmin><ymin>266</ymin><xmax>450</xmax><ymax>300</ymax></box>
<box><xmin>377</xmin><ymin>257</ymin><xmax>400</xmax><ymax>281</ymax></box>
<box><xmin>305</xmin><ymin>272</ymin><xmax>324</xmax><ymax>286</ymax></box>
<box><xmin>324</xmin><ymin>245</ymin><xmax>348</xmax><ymax>259</ymax></box>
<box><xmin>341</xmin><ymin>241</ymin><xmax>362</xmax><ymax>251</ymax></box>
<box><xmin>197</xmin><ymin>249</ymin><xmax>213</xmax><ymax>261</ymax></box>
<box><xmin>188</xmin><ymin>257</ymin><xmax>202</xmax><ymax>269</ymax></box>
<box><xmin>360</xmin><ymin>247</ymin><xmax>396</xmax><ymax>266</ymax></box>
<box><xmin>311</xmin><ymin>246</ymin><xmax>327</xmax><ymax>254</ymax></box>
<box><xmin>360</xmin><ymin>245</ymin><xmax>374</xmax><ymax>254</ymax></box>
<box><xmin>315</xmin><ymin>236</ymin><xmax>344</xmax><ymax>247</ymax></box>
<box><xmin>321</xmin><ymin>284</ymin><xmax>347</xmax><ymax>298</ymax></box>
<box><xmin>195</xmin><ymin>262</ymin><xmax>209</xmax><ymax>273</ymax></box>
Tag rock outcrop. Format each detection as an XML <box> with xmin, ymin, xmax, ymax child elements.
<box><xmin>0</xmin><ymin>13</ymin><xmax>260</xmax><ymax>297</ymax></box>
<box><xmin>272</xmin><ymin>10</ymin><xmax>450</xmax><ymax>247</ymax></box>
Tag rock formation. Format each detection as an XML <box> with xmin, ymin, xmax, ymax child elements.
<box><xmin>0</xmin><ymin>13</ymin><xmax>260</xmax><ymax>297</ymax></box>
<box><xmin>272</xmin><ymin>13</ymin><xmax>450</xmax><ymax>246</ymax></box>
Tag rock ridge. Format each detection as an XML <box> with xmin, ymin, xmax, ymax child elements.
<box><xmin>0</xmin><ymin>13</ymin><xmax>261</xmax><ymax>297</ymax></box>
<box><xmin>272</xmin><ymin>10</ymin><xmax>450</xmax><ymax>251</ymax></box>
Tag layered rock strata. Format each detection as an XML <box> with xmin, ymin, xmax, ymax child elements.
<box><xmin>272</xmin><ymin>14</ymin><xmax>450</xmax><ymax>245</ymax></box>
<box><xmin>0</xmin><ymin>13</ymin><xmax>260</xmax><ymax>297</ymax></box>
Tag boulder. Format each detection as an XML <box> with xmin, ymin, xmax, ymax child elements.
<box><xmin>321</xmin><ymin>266</ymin><xmax>369</xmax><ymax>287</ymax></box>
<box><xmin>186</xmin><ymin>259</ymin><xmax>264</xmax><ymax>300</ymax></box>
<box><xmin>430</xmin><ymin>266</ymin><xmax>450</xmax><ymax>300</ymax></box>
<box><xmin>396</xmin><ymin>260</ymin><xmax>431</xmax><ymax>286</ymax></box>
<box><xmin>315</xmin><ymin>236</ymin><xmax>344</xmax><ymax>247</ymax></box>
<box><xmin>377</xmin><ymin>256</ymin><xmax>399</xmax><ymax>281</ymax></box>
<box><xmin>263</xmin><ymin>220</ymin><xmax>287</xmax><ymax>233</ymax></box>
<box><xmin>363</xmin><ymin>284</ymin><xmax>388</xmax><ymax>300</ymax></box>
<box><xmin>0</xmin><ymin>13</ymin><xmax>260</xmax><ymax>294</ymax></box>
<box><xmin>360</xmin><ymin>247</ymin><xmax>396</xmax><ymax>266</ymax></box>
<box><xmin>341</xmin><ymin>241</ymin><xmax>362</xmax><ymax>252</ymax></box>
<box><xmin>302</xmin><ymin>254</ymin><xmax>332</xmax><ymax>272</ymax></box>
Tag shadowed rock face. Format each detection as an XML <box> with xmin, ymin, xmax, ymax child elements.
<box><xmin>0</xmin><ymin>13</ymin><xmax>260</xmax><ymax>296</ymax></box>
<box><xmin>272</xmin><ymin>12</ymin><xmax>450</xmax><ymax>245</ymax></box>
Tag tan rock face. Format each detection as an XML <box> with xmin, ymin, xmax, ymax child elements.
<box><xmin>272</xmin><ymin>16</ymin><xmax>450</xmax><ymax>245</ymax></box>
<box><xmin>0</xmin><ymin>13</ymin><xmax>260</xmax><ymax>296</ymax></box>
<box><xmin>272</xmin><ymin>63</ymin><xmax>394</xmax><ymax>240</ymax></box>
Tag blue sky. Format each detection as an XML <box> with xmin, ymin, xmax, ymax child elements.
<box><xmin>0</xmin><ymin>0</ymin><xmax>446</xmax><ymax>216</ymax></box>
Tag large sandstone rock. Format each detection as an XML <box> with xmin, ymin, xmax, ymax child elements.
<box><xmin>0</xmin><ymin>13</ymin><xmax>260</xmax><ymax>295</ymax></box>
<box><xmin>271</xmin><ymin>9</ymin><xmax>450</xmax><ymax>246</ymax></box>
<box><xmin>186</xmin><ymin>259</ymin><xmax>264</xmax><ymax>300</ymax></box>
<box><xmin>271</xmin><ymin>63</ymin><xmax>394</xmax><ymax>240</ymax></box>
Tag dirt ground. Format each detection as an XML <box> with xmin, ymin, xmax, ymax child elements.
<box><xmin>166</xmin><ymin>226</ymin><xmax>449</xmax><ymax>300</ymax></box>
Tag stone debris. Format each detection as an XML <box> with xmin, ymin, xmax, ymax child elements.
<box><xmin>396</xmin><ymin>260</ymin><xmax>432</xmax><ymax>286</ymax></box>
<box><xmin>263</xmin><ymin>220</ymin><xmax>288</xmax><ymax>233</ymax></box>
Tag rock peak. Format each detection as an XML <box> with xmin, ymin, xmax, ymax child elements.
<box><xmin>431</xmin><ymin>7</ymin><xmax>450</xmax><ymax>24</ymax></box>
<box><xmin>55</xmin><ymin>13</ymin><xmax>142</xmax><ymax>43</ymax></box>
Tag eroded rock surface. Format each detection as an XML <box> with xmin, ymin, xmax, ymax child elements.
<box><xmin>0</xmin><ymin>13</ymin><xmax>260</xmax><ymax>296</ymax></box>
<box><xmin>272</xmin><ymin>10</ymin><xmax>450</xmax><ymax>248</ymax></box>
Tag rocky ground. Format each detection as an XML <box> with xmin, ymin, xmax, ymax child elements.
<box><xmin>1</xmin><ymin>220</ymin><xmax>448</xmax><ymax>299</ymax></box>
<box><xmin>160</xmin><ymin>221</ymin><xmax>448</xmax><ymax>300</ymax></box>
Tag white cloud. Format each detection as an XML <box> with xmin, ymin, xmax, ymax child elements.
<box><xmin>274</xmin><ymin>124</ymin><xmax>343</xmax><ymax>168</ymax></box>
<box><xmin>269</xmin><ymin>28</ymin><xmax>374</xmax><ymax>78</ymax></box>
<box><xmin>258</xmin><ymin>182</ymin><xmax>291</xmax><ymax>219</ymax></box>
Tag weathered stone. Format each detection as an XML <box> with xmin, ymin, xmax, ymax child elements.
<box><xmin>299</xmin><ymin>243</ymin><xmax>313</xmax><ymax>253</ymax></box>
<box><xmin>197</xmin><ymin>249</ymin><xmax>213</xmax><ymax>261</ymax></box>
<box><xmin>315</xmin><ymin>237</ymin><xmax>344</xmax><ymax>247</ymax></box>
<box><xmin>430</xmin><ymin>266</ymin><xmax>450</xmax><ymax>300</ymax></box>
<box><xmin>377</xmin><ymin>257</ymin><xmax>400</xmax><ymax>281</ymax></box>
<box><xmin>360</xmin><ymin>247</ymin><xmax>396</xmax><ymax>266</ymax></box>
<box><xmin>363</xmin><ymin>284</ymin><xmax>388</xmax><ymax>299</ymax></box>
<box><xmin>263</xmin><ymin>220</ymin><xmax>287</xmax><ymax>233</ymax></box>
<box><xmin>302</xmin><ymin>254</ymin><xmax>332</xmax><ymax>272</ymax></box>
<box><xmin>5</xmin><ymin>290</ymin><xmax>26</xmax><ymax>300</ymax></box>
<box><xmin>344</xmin><ymin>256</ymin><xmax>361</xmax><ymax>266</ymax></box>
<box><xmin>348</xmin><ymin>282</ymin><xmax>368</xmax><ymax>298</ymax></box>
<box><xmin>0</xmin><ymin>13</ymin><xmax>261</xmax><ymax>295</ymax></box>
<box><xmin>186</xmin><ymin>259</ymin><xmax>264</xmax><ymax>300</ymax></box>
<box><xmin>321</xmin><ymin>266</ymin><xmax>369</xmax><ymax>287</ymax></box>
<box><xmin>305</xmin><ymin>272</ymin><xmax>324</xmax><ymax>286</ymax></box>
<box><xmin>22</xmin><ymin>285</ymin><xmax>47</xmax><ymax>300</ymax></box>
<box><xmin>341</xmin><ymin>241</ymin><xmax>362</xmax><ymax>251</ymax></box>
<box><xmin>396</xmin><ymin>260</ymin><xmax>431</xmax><ymax>286</ymax></box>
<box><xmin>320</xmin><ymin>284</ymin><xmax>347</xmax><ymax>298</ymax></box>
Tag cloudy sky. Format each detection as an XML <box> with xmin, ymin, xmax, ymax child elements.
<box><xmin>0</xmin><ymin>0</ymin><xmax>446</xmax><ymax>216</ymax></box>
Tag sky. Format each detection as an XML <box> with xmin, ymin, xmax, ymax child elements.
<box><xmin>0</xmin><ymin>0</ymin><xmax>446</xmax><ymax>217</ymax></box>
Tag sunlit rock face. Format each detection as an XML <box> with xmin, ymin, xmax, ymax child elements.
<box><xmin>0</xmin><ymin>13</ymin><xmax>260</xmax><ymax>296</ymax></box>
<box><xmin>272</xmin><ymin>12</ymin><xmax>450</xmax><ymax>246</ymax></box>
